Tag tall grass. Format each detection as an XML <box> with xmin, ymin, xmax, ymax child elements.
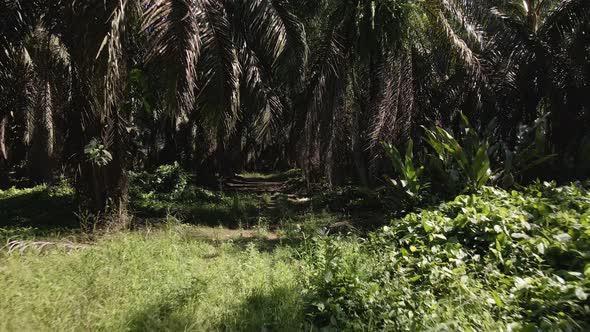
<box><xmin>0</xmin><ymin>225</ymin><xmax>305</xmax><ymax>331</ymax></box>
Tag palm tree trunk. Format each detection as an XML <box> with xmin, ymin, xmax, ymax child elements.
<box><xmin>103</xmin><ymin>118</ymin><xmax>130</xmax><ymax>227</ymax></box>
<box><xmin>0</xmin><ymin>114</ymin><xmax>7</xmax><ymax>162</ymax></box>
<box><xmin>0</xmin><ymin>114</ymin><xmax>8</xmax><ymax>187</ymax></box>
<box><xmin>30</xmin><ymin>80</ymin><xmax>54</xmax><ymax>183</ymax></box>
<box><xmin>352</xmin><ymin>102</ymin><xmax>369</xmax><ymax>187</ymax></box>
<box><xmin>69</xmin><ymin>70</ymin><xmax>129</xmax><ymax>226</ymax></box>
<box><xmin>216</xmin><ymin>127</ymin><xmax>233</xmax><ymax>178</ymax></box>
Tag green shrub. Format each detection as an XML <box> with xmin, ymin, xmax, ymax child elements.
<box><xmin>311</xmin><ymin>186</ymin><xmax>384</xmax><ymax>213</ymax></box>
<box><xmin>130</xmin><ymin>162</ymin><xmax>193</xmax><ymax>202</ymax></box>
<box><xmin>129</xmin><ymin>165</ymin><xmax>262</xmax><ymax>226</ymax></box>
<box><xmin>301</xmin><ymin>182</ymin><xmax>590</xmax><ymax>331</ymax></box>
<box><xmin>422</xmin><ymin>114</ymin><xmax>492</xmax><ymax>194</ymax></box>
<box><xmin>0</xmin><ymin>183</ymin><xmax>76</xmax><ymax>228</ymax></box>
<box><xmin>382</xmin><ymin>139</ymin><xmax>428</xmax><ymax>207</ymax></box>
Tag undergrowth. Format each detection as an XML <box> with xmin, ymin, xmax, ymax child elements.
<box><xmin>3</xmin><ymin>169</ymin><xmax>590</xmax><ymax>331</ymax></box>
<box><xmin>300</xmin><ymin>182</ymin><xmax>590</xmax><ymax>331</ymax></box>
<box><xmin>0</xmin><ymin>225</ymin><xmax>304</xmax><ymax>331</ymax></box>
<box><xmin>130</xmin><ymin>164</ymin><xmax>262</xmax><ymax>228</ymax></box>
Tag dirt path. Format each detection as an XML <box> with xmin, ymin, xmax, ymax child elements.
<box><xmin>224</xmin><ymin>175</ymin><xmax>286</xmax><ymax>194</ymax></box>
<box><xmin>225</xmin><ymin>174</ymin><xmax>310</xmax><ymax>214</ymax></box>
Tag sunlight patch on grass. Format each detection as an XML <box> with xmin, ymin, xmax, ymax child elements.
<box><xmin>239</xmin><ymin>169</ymin><xmax>302</xmax><ymax>182</ymax></box>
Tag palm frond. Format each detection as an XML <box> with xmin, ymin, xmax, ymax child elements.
<box><xmin>100</xmin><ymin>0</ymin><xmax>134</xmax><ymax>120</ymax></box>
<box><xmin>240</xmin><ymin>48</ymin><xmax>284</xmax><ymax>141</ymax></box>
<box><xmin>435</xmin><ymin>9</ymin><xmax>482</xmax><ymax>75</ymax></box>
<box><xmin>197</xmin><ymin>0</ymin><xmax>241</xmax><ymax>137</ymax></box>
<box><xmin>143</xmin><ymin>0</ymin><xmax>201</xmax><ymax>116</ymax></box>
<box><xmin>539</xmin><ymin>0</ymin><xmax>590</xmax><ymax>41</ymax></box>
<box><xmin>269</xmin><ymin>0</ymin><xmax>308</xmax><ymax>83</ymax></box>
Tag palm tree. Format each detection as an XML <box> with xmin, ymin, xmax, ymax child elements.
<box><xmin>300</xmin><ymin>0</ymin><xmax>485</xmax><ymax>187</ymax></box>
<box><xmin>143</xmin><ymin>0</ymin><xmax>307</xmax><ymax>178</ymax></box>
<box><xmin>1</xmin><ymin>0</ymin><xmax>307</xmax><ymax>222</ymax></box>
<box><xmin>483</xmin><ymin>0</ymin><xmax>590</xmax><ymax>159</ymax></box>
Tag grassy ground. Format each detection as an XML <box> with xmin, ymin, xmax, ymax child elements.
<box><xmin>5</xmin><ymin>171</ymin><xmax>586</xmax><ymax>331</ymax></box>
<box><xmin>0</xmin><ymin>171</ymin><xmax>332</xmax><ymax>332</ymax></box>
<box><xmin>0</xmin><ymin>224</ymin><xmax>305</xmax><ymax>332</ymax></box>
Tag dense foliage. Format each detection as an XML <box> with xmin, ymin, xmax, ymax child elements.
<box><xmin>1</xmin><ymin>0</ymin><xmax>589</xmax><ymax>221</ymax></box>
<box><xmin>301</xmin><ymin>183</ymin><xmax>590</xmax><ymax>330</ymax></box>
<box><xmin>1</xmin><ymin>1</ymin><xmax>590</xmax><ymax>330</ymax></box>
<box><xmin>129</xmin><ymin>163</ymin><xmax>262</xmax><ymax>227</ymax></box>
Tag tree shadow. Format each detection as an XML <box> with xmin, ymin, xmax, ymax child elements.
<box><xmin>214</xmin><ymin>286</ymin><xmax>306</xmax><ymax>332</ymax></box>
<box><xmin>0</xmin><ymin>186</ymin><xmax>79</xmax><ymax>236</ymax></box>
<box><xmin>126</xmin><ymin>278</ymin><xmax>207</xmax><ymax>332</ymax></box>
<box><xmin>126</xmin><ymin>279</ymin><xmax>306</xmax><ymax>332</ymax></box>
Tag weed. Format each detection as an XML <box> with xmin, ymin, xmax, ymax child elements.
<box><xmin>0</xmin><ymin>225</ymin><xmax>306</xmax><ymax>331</ymax></box>
<box><xmin>301</xmin><ymin>182</ymin><xmax>590</xmax><ymax>331</ymax></box>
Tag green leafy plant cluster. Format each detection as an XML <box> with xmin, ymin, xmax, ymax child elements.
<box><xmin>83</xmin><ymin>138</ymin><xmax>113</xmax><ymax>167</ymax></box>
<box><xmin>129</xmin><ymin>164</ymin><xmax>261</xmax><ymax>227</ymax></box>
<box><xmin>422</xmin><ymin>114</ymin><xmax>492</xmax><ymax>193</ymax></box>
<box><xmin>382</xmin><ymin>139</ymin><xmax>428</xmax><ymax>205</ymax></box>
<box><xmin>301</xmin><ymin>182</ymin><xmax>590</xmax><ymax>331</ymax></box>
<box><xmin>383</xmin><ymin>114</ymin><xmax>557</xmax><ymax>209</ymax></box>
<box><xmin>130</xmin><ymin>163</ymin><xmax>193</xmax><ymax>202</ymax></box>
<box><xmin>491</xmin><ymin>114</ymin><xmax>556</xmax><ymax>187</ymax></box>
<box><xmin>382</xmin><ymin>114</ymin><xmax>493</xmax><ymax>209</ymax></box>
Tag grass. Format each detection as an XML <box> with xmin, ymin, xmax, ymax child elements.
<box><xmin>238</xmin><ymin>169</ymin><xmax>303</xmax><ymax>182</ymax></box>
<box><xmin>132</xmin><ymin>191</ymin><xmax>263</xmax><ymax>228</ymax></box>
<box><xmin>0</xmin><ymin>183</ymin><xmax>77</xmax><ymax>229</ymax></box>
<box><xmin>0</xmin><ymin>174</ymin><xmax>336</xmax><ymax>332</ymax></box>
<box><xmin>0</xmin><ymin>224</ymin><xmax>306</xmax><ymax>332</ymax></box>
<box><xmin>4</xmin><ymin>168</ymin><xmax>587</xmax><ymax>331</ymax></box>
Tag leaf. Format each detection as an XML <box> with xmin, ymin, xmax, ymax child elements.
<box><xmin>514</xmin><ymin>277</ymin><xmax>529</xmax><ymax>290</ymax></box>
<box><xmin>492</xmin><ymin>290</ymin><xmax>504</xmax><ymax>308</ymax></box>
<box><xmin>575</xmin><ymin>288</ymin><xmax>588</xmax><ymax>301</ymax></box>
<box><xmin>96</xmin><ymin>35</ymin><xmax>109</xmax><ymax>60</ymax></box>
<box><xmin>554</xmin><ymin>233</ymin><xmax>572</xmax><ymax>242</ymax></box>
<box><xmin>324</xmin><ymin>271</ymin><xmax>333</xmax><ymax>283</ymax></box>
<box><xmin>432</xmin><ymin>234</ymin><xmax>447</xmax><ymax>240</ymax></box>
<box><xmin>536</xmin><ymin>242</ymin><xmax>545</xmax><ymax>254</ymax></box>
<box><xmin>409</xmin><ymin>275</ymin><xmax>421</xmax><ymax>282</ymax></box>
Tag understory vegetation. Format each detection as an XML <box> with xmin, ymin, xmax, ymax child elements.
<box><xmin>1</xmin><ymin>172</ymin><xmax>589</xmax><ymax>331</ymax></box>
<box><xmin>2</xmin><ymin>0</ymin><xmax>590</xmax><ymax>331</ymax></box>
<box><xmin>301</xmin><ymin>182</ymin><xmax>590</xmax><ymax>331</ymax></box>
<box><xmin>1</xmin><ymin>226</ymin><xmax>304</xmax><ymax>331</ymax></box>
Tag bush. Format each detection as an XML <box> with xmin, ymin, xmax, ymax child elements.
<box><xmin>129</xmin><ymin>164</ymin><xmax>263</xmax><ymax>227</ymax></box>
<box><xmin>130</xmin><ymin>163</ymin><xmax>193</xmax><ymax>201</ymax></box>
<box><xmin>301</xmin><ymin>182</ymin><xmax>590</xmax><ymax>331</ymax></box>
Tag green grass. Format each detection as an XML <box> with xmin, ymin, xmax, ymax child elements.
<box><xmin>0</xmin><ymin>224</ymin><xmax>305</xmax><ymax>332</ymax></box>
<box><xmin>3</xmin><ymin>168</ymin><xmax>589</xmax><ymax>331</ymax></box>
<box><xmin>0</xmin><ymin>184</ymin><xmax>77</xmax><ymax>229</ymax></box>
<box><xmin>239</xmin><ymin>169</ymin><xmax>302</xmax><ymax>182</ymax></box>
<box><xmin>132</xmin><ymin>191</ymin><xmax>262</xmax><ymax>228</ymax></box>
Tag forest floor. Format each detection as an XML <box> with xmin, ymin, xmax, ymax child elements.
<box><xmin>0</xmin><ymin>170</ymin><xmax>359</xmax><ymax>331</ymax></box>
<box><xmin>1</xmin><ymin>174</ymin><xmax>589</xmax><ymax>331</ymax></box>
